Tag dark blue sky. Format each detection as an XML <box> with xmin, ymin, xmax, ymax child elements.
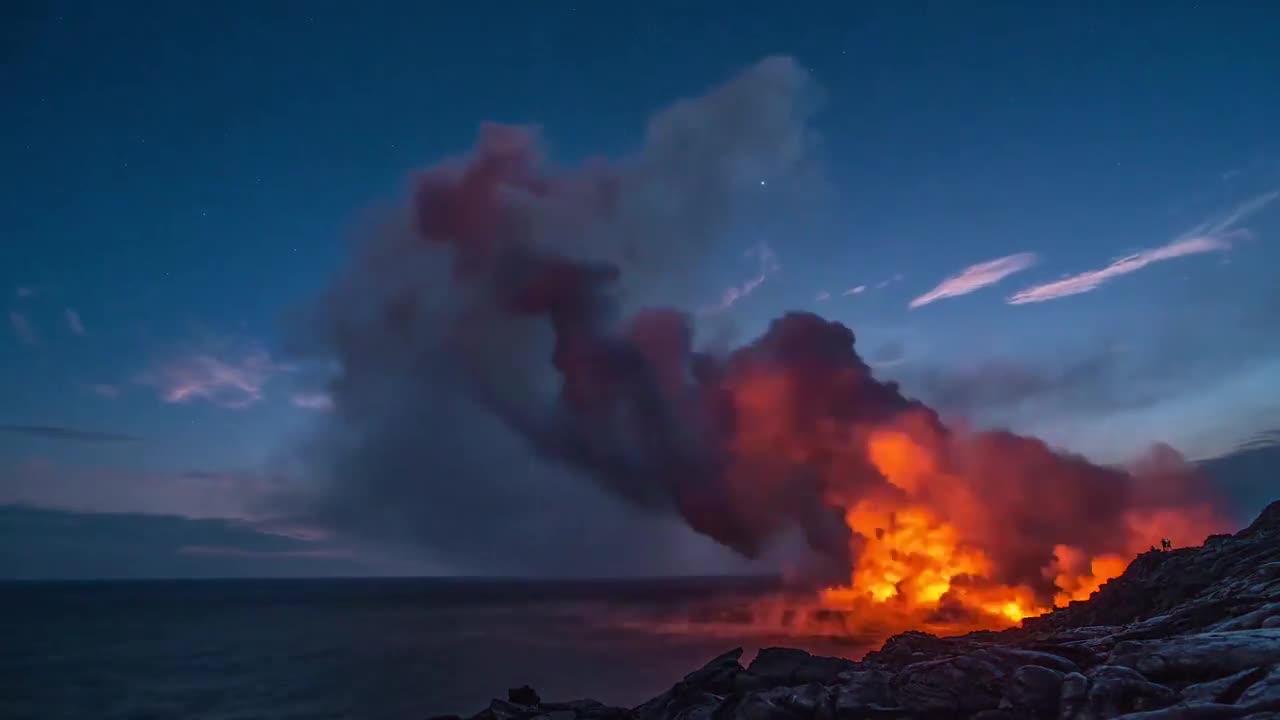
<box><xmin>3</xmin><ymin>2</ymin><xmax>1278</xmax><ymax>577</ymax></box>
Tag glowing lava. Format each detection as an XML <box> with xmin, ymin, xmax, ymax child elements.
<box><xmin>812</xmin><ymin>427</ymin><xmax>1226</xmax><ymax>637</ymax></box>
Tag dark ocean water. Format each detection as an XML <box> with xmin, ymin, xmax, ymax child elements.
<box><xmin>0</xmin><ymin>578</ymin><xmax>868</xmax><ymax>720</ymax></box>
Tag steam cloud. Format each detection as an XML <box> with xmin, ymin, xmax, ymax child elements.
<box><xmin>292</xmin><ymin>57</ymin><xmax>1224</xmax><ymax>590</ymax></box>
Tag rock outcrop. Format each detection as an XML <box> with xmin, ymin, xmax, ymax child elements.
<box><xmin>439</xmin><ymin>501</ymin><xmax>1280</xmax><ymax>720</ymax></box>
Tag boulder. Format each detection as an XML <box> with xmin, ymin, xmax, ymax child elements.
<box><xmin>893</xmin><ymin>654</ymin><xmax>1005</xmax><ymax>714</ymax></box>
<box><xmin>1001</xmin><ymin>664</ymin><xmax>1063</xmax><ymax>717</ymax></box>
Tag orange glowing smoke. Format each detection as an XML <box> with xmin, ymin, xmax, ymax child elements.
<box><xmin>810</xmin><ymin>427</ymin><xmax>1227</xmax><ymax>637</ymax></box>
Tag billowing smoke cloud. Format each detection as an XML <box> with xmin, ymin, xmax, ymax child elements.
<box><xmin>290</xmin><ymin>57</ymin><xmax>1226</xmax><ymax>595</ymax></box>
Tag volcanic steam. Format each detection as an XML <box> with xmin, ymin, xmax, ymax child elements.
<box><xmin>303</xmin><ymin>56</ymin><xmax>1228</xmax><ymax>636</ymax></box>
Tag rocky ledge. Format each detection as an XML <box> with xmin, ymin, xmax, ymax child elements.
<box><xmin>439</xmin><ymin>501</ymin><xmax>1280</xmax><ymax>720</ymax></box>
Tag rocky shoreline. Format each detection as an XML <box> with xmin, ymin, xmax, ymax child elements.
<box><xmin>438</xmin><ymin>501</ymin><xmax>1280</xmax><ymax>720</ymax></box>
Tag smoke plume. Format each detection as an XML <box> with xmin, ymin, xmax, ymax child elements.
<box><xmin>291</xmin><ymin>56</ymin><xmax>1226</xmax><ymax>604</ymax></box>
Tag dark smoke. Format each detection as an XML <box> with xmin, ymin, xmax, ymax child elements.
<box><xmin>286</xmin><ymin>56</ymin><xmax>828</xmax><ymax>576</ymax></box>
<box><xmin>290</xmin><ymin>56</ymin><xmax>1225</xmax><ymax>588</ymax></box>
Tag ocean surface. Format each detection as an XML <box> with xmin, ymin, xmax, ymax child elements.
<box><xmin>0</xmin><ymin>577</ymin><xmax>870</xmax><ymax>720</ymax></box>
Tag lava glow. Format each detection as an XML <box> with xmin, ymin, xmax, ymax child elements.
<box><xmin>809</xmin><ymin>427</ymin><xmax>1225</xmax><ymax>637</ymax></box>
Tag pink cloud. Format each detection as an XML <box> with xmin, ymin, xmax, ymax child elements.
<box><xmin>1009</xmin><ymin>189</ymin><xmax>1278</xmax><ymax>305</ymax></box>
<box><xmin>143</xmin><ymin>346</ymin><xmax>286</xmax><ymax>409</ymax></box>
<box><xmin>1007</xmin><ymin>236</ymin><xmax>1233</xmax><ymax>305</ymax></box>
<box><xmin>700</xmin><ymin>243</ymin><xmax>780</xmax><ymax>314</ymax></box>
<box><xmin>292</xmin><ymin>391</ymin><xmax>335</xmax><ymax>411</ymax></box>
<box><xmin>9</xmin><ymin>311</ymin><xmax>35</xmax><ymax>344</ymax></box>
<box><xmin>65</xmin><ymin>308</ymin><xmax>85</xmax><ymax>335</ymax></box>
<box><xmin>909</xmin><ymin>252</ymin><xmax>1037</xmax><ymax>308</ymax></box>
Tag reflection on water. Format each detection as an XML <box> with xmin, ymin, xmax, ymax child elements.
<box><xmin>0</xmin><ymin>577</ymin><xmax>874</xmax><ymax>720</ymax></box>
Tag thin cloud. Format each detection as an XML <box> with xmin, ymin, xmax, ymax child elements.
<box><xmin>875</xmin><ymin>273</ymin><xmax>905</xmax><ymax>290</ymax></box>
<box><xmin>1008</xmin><ymin>237</ymin><xmax>1232</xmax><ymax>305</ymax></box>
<box><xmin>15</xmin><ymin>286</ymin><xmax>34</xmax><ymax>298</ymax></box>
<box><xmin>292</xmin><ymin>391</ymin><xmax>334</xmax><ymax>411</ymax></box>
<box><xmin>177</xmin><ymin>545</ymin><xmax>356</xmax><ymax>559</ymax></box>
<box><xmin>1009</xmin><ymin>189</ymin><xmax>1279</xmax><ymax>305</ymax></box>
<box><xmin>9</xmin><ymin>312</ymin><xmax>35</xmax><ymax>344</ymax></box>
<box><xmin>0</xmin><ymin>424</ymin><xmax>143</xmax><ymax>443</ymax></box>
<box><xmin>700</xmin><ymin>242</ymin><xmax>780</xmax><ymax>314</ymax></box>
<box><xmin>815</xmin><ymin>290</ymin><xmax>831</xmax><ymax>302</ymax></box>
<box><xmin>142</xmin><ymin>346</ymin><xmax>286</xmax><ymax>409</ymax></box>
<box><xmin>65</xmin><ymin>308</ymin><xmax>85</xmax><ymax>335</ymax></box>
<box><xmin>842</xmin><ymin>285</ymin><xmax>867</xmax><ymax>296</ymax></box>
<box><xmin>909</xmin><ymin>252</ymin><xmax>1037</xmax><ymax>308</ymax></box>
<box><xmin>90</xmin><ymin>384</ymin><xmax>121</xmax><ymax>399</ymax></box>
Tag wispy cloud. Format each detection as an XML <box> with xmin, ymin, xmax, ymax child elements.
<box><xmin>909</xmin><ymin>252</ymin><xmax>1037</xmax><ymax>309</ymax></box>
<box><xmin>89</xmin><ymin>383</ymin><xmax>121</xmax><ymax>399</ymax></box>
<box><xmin>177</xmin><ymin>545</ymin><xmax>356</xmax><ymax>559</ymax></box>
<box><xmin>0</xmin><ymin>424</ymin><xmax>143</xmax><ymax>443</ymax></box>
<box><xmin>1007</xmin><ymin>237</ymin><xmax>1232</xmax><ymax>305</ymax></box>
<box><xmin>9</xmin><ymin>311</ymin><xmax>35</xmax><ymax>344</ymax></box>
<box><xmin>876</xmin><ymin>273</ymin><xmax>905</xmax><ymax>290</ymax></box>
<box><xmin>700</xmin><ymin>243</ymin><xmax>780</xmax><ymax>314</ymax></box>
<box><xmin>15</xmin><ymin>286</ymin><xmax>34</xmax><ymax>298</ymax></box>
<box><xmin>815</xmin><ymin>290</ymin><xmax>831</xmax><ymax>302</ymax></box>
<box><xmin>842</xmin><ymin>285</ymin><xmax>867</xmax><ymax>296</ymax></box>
<box><xmin>3</xmin><ymin>458</ymin><xmax>284</xmax><ymax>520</ymax></box>
<box><xmin>65</xmin><ymin>308</ymin><xmax>85</xmax><ymax>335</ymax></box>
<box><xmin>142</xmin><ymin>345</ymin><xmax>287</xmax><ymax>409</ymax></box>
<box><xmin>292</xmin><ymin>391</ymin><xmax>334</xmax><ymax>411</ymax></box>
<box><xmin>1008</xmin><ymin>190</ymin><xmax>1278</xmax><ymax>305</ymax></box>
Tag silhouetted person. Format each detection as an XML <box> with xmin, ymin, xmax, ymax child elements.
<box><xmin>1161</xmin><ymin>538</ymin><xmax>1172</xmax><ymax>551</ymax></box>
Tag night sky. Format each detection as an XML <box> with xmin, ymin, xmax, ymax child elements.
<box><xmin>3</xmin><ymin>2</ymin><xmax>1279</xmax><ymax>578</ymax></box>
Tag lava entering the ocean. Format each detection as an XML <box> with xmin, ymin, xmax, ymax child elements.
<box><xmin>317</xmin><ymin>57</ymin><xmax>1233</xmax><ymax>646</ymax></box>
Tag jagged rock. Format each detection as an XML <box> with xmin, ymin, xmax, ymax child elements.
<box><xmin>717</xmin><ymin>687</ymin><xmax>800</xmax><ymax>720</ymax></box>
<box><xmin>745</xmin><ymin>647</ymin><xmax>858</xmax><ymax>687</ymax></box>
<box><xmin>540</xmin><ymin>700</ymin><xmax>634</xmax><ymax>719</ymax></box>
<box><xmin>1180</xmin><ymin>667</ymin><xmax>1271</xmax><ymax>704</ymax></box>
<box><xmin>510</xmin><ymin>687</ymin><xmax>542</xmax><ymax>706</ymax></box>
<box><xmin>1002</xmin><ymin>664</ymin><xmax>1064</xmax><ymax>717</ymax></box>
<box><xmin>682</xmin><ymin>647</ymin><xmax>744</xmax><ymax>695</ymax></box>
<box><xmin>1105</xmin><ymin>697</ymin><xmax>1280</xmax><ymax>718</ymax></box>
<box><xmin>1236</xmin><ymin>664</ymin><xmax>1280</xmax><ymax>704</ymax></box>
<box><xmin>831</xmin><ymin>669</ymin><xmax>893</xmax><ymax>713</ymax></box>
<box><xmin>1078</xmin><ymin>664</ymin><xmax>1178</xmax><ymax>717</ymax></box>
<box><xmin>1107</xmin><ymin>629</ymin><xmax>1280</xmax><ymax>682</ymax></box>
<box><xmin>485</xmin><ymin>698</ymin><xmax>542</xmax><ymax>720</ymax></box>
<box><xmin>1205</xmin><ymin>603</ymin><xmax>1280</xmax><ymax>633</ymax></box>
<box><xmin>1058</xmin><ymin>672</ymin><xmax>1089</xmax><ymax>720</ymax></box>
<box><xmin>894</xmin><ymin>654</ymin><xmax>1005</xmax><ymax>714</ymax></box>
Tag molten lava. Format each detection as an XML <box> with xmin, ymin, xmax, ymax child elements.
<box><xmin>811</xmin><ymin>427</ymin><xmax>1226</xmax><ymax>637</ymax></box>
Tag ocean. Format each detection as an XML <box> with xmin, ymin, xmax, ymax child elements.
<box><xmin>0</xmin><ymin>577</ymin><xmax>870</xmax><ymax>720</ymax></box>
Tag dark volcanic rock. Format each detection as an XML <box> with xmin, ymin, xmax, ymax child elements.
<box><xmin>445</xmin><ymin>500</ymin><xmax>1280</xmax><ymax>720</ymax></box>
<box><xmin>509</xmin><ymin>687</ymin><xmax>542</xmax><ymax>706</ymax></box>
<box><xmin>746</xmin><ymin>648</ymin><xmax>858</xmax><ymax>686</ymax></box>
